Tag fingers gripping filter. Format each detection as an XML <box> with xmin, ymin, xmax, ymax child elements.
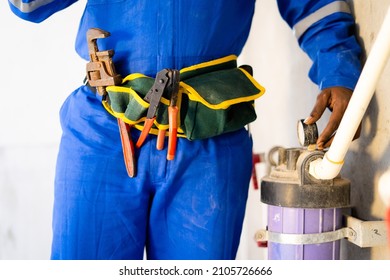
<box><xmin>297</xmin><ymin>119</ymin><xmax>318</xmax><ymax>147</ymax></box>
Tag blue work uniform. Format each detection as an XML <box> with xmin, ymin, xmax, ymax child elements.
<box><xmin>9</xmin><ymin>0</ymin><xmax>361</xmax><ymax>259</ymax></box>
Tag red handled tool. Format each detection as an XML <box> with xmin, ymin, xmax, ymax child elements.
<box><xmin>117</xmin><ymin>119</ymin><xmax>136</xmax><ymax>177</ymax></box>
<box><xmin>136</xmin><ymin>69</ymin><xmax>171</xmax><ymax>148</ymax></box>
<box><xmin>136</xmin><ymin>69</ymin><xmax>180</xmax><ymax>157</ymax></box>
<box><xmin>167</xmin><ymin>70</ymin><xmax>180</xmax><ymax>160</ymax></box>
<box><xmin>86</xmin><ymin>28</ymin><xmax>137</xmax><ymax>177</ymax></box>
<box><xmin>155</xmin><ymin>70</ymin><xmax>180</xmax><ymax>152</ymax></box>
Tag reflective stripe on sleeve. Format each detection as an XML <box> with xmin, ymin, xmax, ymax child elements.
<box><xmin>293</xmin><ymin>1</ymin><xmax>351</xmax><ymax>39</ymax></box>
<box><xmin>9</xmin><ymin>0</ymin><xmax>55</xmax><ymax>13</ymax></box>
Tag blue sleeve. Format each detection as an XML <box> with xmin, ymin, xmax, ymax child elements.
<box><xmin>276</xmin><ymin>0</ymin><xmax>362</xmax><ymax>90</ymax></box>
<box><xmin>8</xmin><ymin>0</ymin><xmax>78</xmax><ymax>23</ymax></box>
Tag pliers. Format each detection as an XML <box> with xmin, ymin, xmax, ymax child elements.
<box><xmin>166</xmin><ymin>70</ymin><xmax>180</xmax><ymax>160</ymax></box>
<box><xmin>136</xmin><ymin>69</ymin><xmax>180</xmax><ymax>156</ymax></box>
<box><xmin>152</xmin><ymin>70</ymin><xmax>180</xmax><ymax>160</ymax></box>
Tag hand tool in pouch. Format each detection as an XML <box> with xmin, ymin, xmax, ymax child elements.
<box><xmin>151</xmin><ymin>70</ymin><xmax>180</xmax><ymax>159</ymax></box>
<box><xmin>86</xmin><ymin>28</ymin><xmax>136</xmax><ymax>177</ymax></box>
<box><xmin>136</xmin><ymin>69</ymin><xmax>180</xmax><ymax>160</ymax></box>
<box><xmin>136</xmin><ymin>69</ymin><xmax>173</xmax><ymax>148</ymax></box>
<box><xmin>166</xmin><ymin>70</ymin><xmax>180</xmax><ymax>160</ymax></box>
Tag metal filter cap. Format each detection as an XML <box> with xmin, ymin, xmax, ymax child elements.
<box><xmin>297</xmin><ymin>119</ymin><xmax>318</xmax><ymax>146</ymax></box>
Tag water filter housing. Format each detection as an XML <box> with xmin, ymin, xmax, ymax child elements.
<box><xmin>261</xmin><ymin>147</ymin><xmax>350</xmax><ymax>260</ymax></box>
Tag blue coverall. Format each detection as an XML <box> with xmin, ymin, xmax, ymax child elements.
<box><xmin>8</xmin><ymin>0</ymin><xmax>361</xmax><ymax>259</ymax></box>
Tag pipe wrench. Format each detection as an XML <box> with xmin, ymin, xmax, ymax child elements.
<box><xmin>86</xmin><ymin>28</ymin><xmax>136</xmax><ymax>177</ymax></box>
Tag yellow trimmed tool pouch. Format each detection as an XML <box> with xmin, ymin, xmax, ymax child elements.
<box><xmin>104</xmin><ymin>55</ymin><xmax>265</xmax><ymax>140</ymax></box>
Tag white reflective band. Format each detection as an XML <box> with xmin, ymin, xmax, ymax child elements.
<box><xmin>9</xmin><ymin>0</ymin><xmax>54</xmax><ymax>13</ymax></box>
<box><xmin>293</xmin><ymin>1</ymin><xmax>351</xmax><ymax>39</ymax></box>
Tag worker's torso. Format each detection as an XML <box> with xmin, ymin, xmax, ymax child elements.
<box><xmin>76</xmin><ymin>0</ymin><xmax>256</xmax><ymax>76</ymax></box>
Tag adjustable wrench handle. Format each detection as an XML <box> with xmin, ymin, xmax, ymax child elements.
<box><xmin>118</xmin><ymin>119</ymin><xmax>136</xmax><ymax>177</ymax></box>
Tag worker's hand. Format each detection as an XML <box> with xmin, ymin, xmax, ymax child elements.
<box><xmin>304</xmin><ymin>86</ymin><xmax>361</xmax><ymax>150</ymax></box>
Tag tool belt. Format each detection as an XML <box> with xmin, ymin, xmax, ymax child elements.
<box><xmin>85</xmin><ymin>28</ymin><xmax>265</xmax><ymax>177</ymax></box>
<box><xmin>103</xmin><ymin>55</ymin><xmax>265</xmax><ymax>140</ymax></box>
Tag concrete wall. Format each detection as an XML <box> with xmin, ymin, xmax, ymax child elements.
<box><xmin>1</xmin><ymin>0</ymin><xmax>389</xmax><ymax>259</ymax></box>
<box><xmin>341</xmin><ymin>0</ymin><xmax>390</xmax><ymax>260</ymax></box>
<box><xmin>1</xmin><ymin>1</ymin><xmax>84</xmax><ymax>259</ymax></box>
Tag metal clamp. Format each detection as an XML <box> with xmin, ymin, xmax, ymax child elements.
<box><xmin>255</xmin><ymin>227</ymin><xmax>355</xmax><ymax>245</ymax></box>
<box><xmin>345</xmin><ymin>215</ymin><xmax>388</xmax><ymax>248</ymax></box>
<box><xmin>255</xmin><ymin>215</ymin><xmax>388</xmax><ymax>248</ymax></box>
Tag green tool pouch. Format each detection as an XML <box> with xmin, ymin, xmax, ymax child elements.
<box><xmin>103</xmin><ymin>55</ymin><xmax>265</xmax><ymax>140</ymax></box>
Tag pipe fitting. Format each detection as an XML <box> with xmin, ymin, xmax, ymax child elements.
<box><xmin>309</xmin><ymin>152</ymin><xmax>344</xmax><ymax>180</ymax></box>
<box><xmin>379</xmin><ymin>169</ymin><xmax>390</xmax><ymax>207</ymax></box>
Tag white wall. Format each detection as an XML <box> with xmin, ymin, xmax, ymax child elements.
<box><xmin>1</xmin><ymin>0</ymin><xmax>389</xmax><ymax>260</ymax></box>
<box><xmin>1</xmin><ymin>1</ymin><xmax>84</xmax><ymax>259</ymax></box>
<box><xmin>236</xmin><ymin>0</ymin><xmax>320</xmax><ymax>259</ymax></box>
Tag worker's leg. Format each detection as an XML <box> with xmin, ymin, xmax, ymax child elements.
<box><xmin>146</xmin><ymin>128</ymin><xmax>253</xmax><ymax>260</ymax></box>
<box><xmin>51</xmin><ymin>86</ymin><xmax>149</xmax><ymax>259</ymax></box>
<box><xmin>51</xmin><ymin>85</ymin><xmax>252</xmax><ymax>259</ymax></box>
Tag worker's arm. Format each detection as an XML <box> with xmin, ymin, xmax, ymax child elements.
<box><xmin>276</xmin><ymin>0</ymin><xmax>362</xmax><ymax>148</ymax></box>
<box><xmin>8</xmin><ymin>0</ymin><xmax>78</xmax><ymax>23</ymax></box>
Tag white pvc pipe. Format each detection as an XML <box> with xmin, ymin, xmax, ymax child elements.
<box><xmin>310</xmin><ymin>6</ymin><xmax>390</xmax><ymax>180</ymax></box>
<box><xmin>379</xmin><ymin>168</ymin><xmax>390</xmax><ymax>207</ymax></box>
